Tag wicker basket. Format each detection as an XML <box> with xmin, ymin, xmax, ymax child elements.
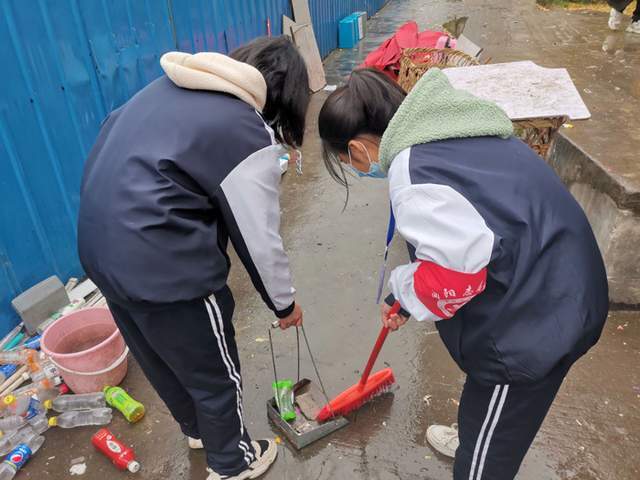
<box><xmin>397</xmin><ymin>48</ymin><xmax>566</xmax><ymax>157</ymax></box>
<box><xmin>398</xmin><ymin>48</ymin><xmax>480</xmax><ymax>92</ymax></box>
<box><xmin>512</xmin><ymin>116</ymin><xmax>567</xmax><ymax>158</ymax></box>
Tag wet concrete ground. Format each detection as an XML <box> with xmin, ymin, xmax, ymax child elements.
<box><xmin>23</xmin><ymin>1</ymin><xmax>639</xmax><ymax>479</ymax></box>
<box><xmin>324</xmin><ymin>0</ymin><xmax>640</xmax><ymax>203</ymax></box>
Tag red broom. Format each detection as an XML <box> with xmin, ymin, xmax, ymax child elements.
<box><xmin>316</xmin><ymin>303</ymin><xmax>400</xmax><ymax>422</ymax></box>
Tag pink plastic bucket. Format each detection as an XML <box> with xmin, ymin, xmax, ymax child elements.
<box><xmin>41</xmin><ymin>307</ymin><xmax>128</xmax><ymax>394</ymax></box>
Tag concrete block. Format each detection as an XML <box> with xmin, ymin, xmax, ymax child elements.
<box><xmin>12</xmin><ymin>276</ymin><xmax>70</xmax><ymax>334</ymax></box>
<box><xmin>548</xmin><ymin>135</ymin><xmax>640</xmax><ymax>305</ymax></box>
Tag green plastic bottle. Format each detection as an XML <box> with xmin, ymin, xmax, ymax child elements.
<box><xmin>272</xmin><ymin>380</ymin><xmax>296</xmax><ymax>422</ymax></box>
<box><xmin>103</xmin><ymin>386</ymin><xmax>145</xmax><ymax>423</ymax></box>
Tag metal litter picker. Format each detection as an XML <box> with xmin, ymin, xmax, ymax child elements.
<box><xmin>267</xmin><ymin>323</ymin><xmax>348</xmax><ymax>449</ymax></box>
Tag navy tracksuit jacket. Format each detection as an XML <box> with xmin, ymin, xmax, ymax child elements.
<box><xmin>385</xmin><ymin>137</ymin><xmax>609</xmax><ymax>385</ymax></box>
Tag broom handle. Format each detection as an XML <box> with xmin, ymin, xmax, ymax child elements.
<box><xmin>359</xmin><ymin>302</ymin><xmax>401</xmax><ymax>388</ymax></box>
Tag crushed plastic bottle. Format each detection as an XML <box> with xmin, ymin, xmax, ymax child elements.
<box><xmin>44</xmin><ymin>392</ymin><xmax>106</xmax><ymax>412</ymax></box>
<box><xmin>26</xmin><ymin>415</ymin><xmax>48</xmax><ymax>435</ymax></box>
<box><xmin>0</xmin><ymin>396</ymin><xmax>31</xmax><ymax>419</ymax></box>
<box><xmin>0</xmin><ymin>435</ymin><xmax>45</xmax><ymax>479</ymax></box>
<box><xmin>10</xmin><ymin>382</ymin><xmax>59</xmax><ymax>403</ymax></box>
<box><xmin>23</xmin><ymin>399</ymin><xmax>43</xmax><ymax>421</ymax></box>
<box><xmin>0</xmin><ymin>426</ymin><xmax>38</xmax><ymax>457</ymax></box>
<box><xmin>0</xmin><ymin>351</ymin><xmax>39</xmax><ymax>369</ymax></box>
<box><xmin>48</xmin><ymin>407</ymin><xmax>112</xmax><ymax>429</ymax></box>
<box><xmin>0</xmin><ymin>419</ymin><xmax>25</xmax><ymax>435</ymax></box>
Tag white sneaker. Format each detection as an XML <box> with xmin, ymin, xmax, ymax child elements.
<box><xmin>206</xmin><ymin>439</ymin><xmax>278</xmax><ymax>480</ymax></box>
<box><xmin>426</xmin><ymin>423</ymin><xmax>459</xmax><ymax>458</ymax></box>
<box><xmin>609</xmin><ymin>8</ymin><xmax>625</xmax><ymax>30</ymax></box>
<box><xmin>626</xmin><ymin>20</ymin><xmax>640</xmax><ymax>33</ymax></box>
<box><xmin>188</xmin><ymin>437</ymin><xmax>204</xmax><ymax>449</ymax></box>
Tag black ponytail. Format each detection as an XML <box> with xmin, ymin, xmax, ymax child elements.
<box><xmin>319</xmin><ymin>68</ymin><xmax>406</xmax><ymax>187</ymax></box>
<box><xmin>231</xmin><ymin>36</ymin><xmax>310</xmax><ymax>147</ymax></box>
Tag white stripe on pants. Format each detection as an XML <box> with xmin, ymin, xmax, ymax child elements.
<box><xmin>204</xmin><ymin>298</ymin><xmax>253</xmax><ymax>466</ymax></box>
<box><xmin>468</xmin><ymin>385</ymin><xmax>509</xmax><ymax>480</ymax></box>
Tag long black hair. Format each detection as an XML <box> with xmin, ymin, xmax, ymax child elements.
<box><xmin>318</xmin><ymin>68</ymin><xmax>406</xmax><ymax>187</ymax></box>
<box><xmin>231</xmin><ymin>36</ymin><xmax>310</xmax><ymax>147</ymax></box>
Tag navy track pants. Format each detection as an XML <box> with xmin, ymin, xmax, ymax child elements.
<box><xmin>107</xmin><ymin>286</ymin><xmax>254</xmax><ymax>476</ymax></box>
<box><xmin>454</xmin><ymin>363</ymin><xmax>569</xmax><ymax>479</ymax></box>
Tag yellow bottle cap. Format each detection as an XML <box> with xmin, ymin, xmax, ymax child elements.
<box><xmin>48</xmin><ymin>417</ymin><xmax>58</xmax><ymax>427</ymax></box>
<box><xmin>43</xmin><ymin>400</ymin><xmax>53</xmax><ymax>410</ymax></box>
<box><xmin>3</xmin><ymin>395</ymin><xmax>15</xmax><ymax>406</ymax></box>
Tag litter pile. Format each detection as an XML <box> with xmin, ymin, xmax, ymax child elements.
<box><xmin>0</xmin><ymin>277</ymin><xmax>143</xmax><ymax>477</ymax></box>
<box><xmin>0</xmin><ymin>335</ymin><xmax>144</xmax><ymax>477</ymax></box>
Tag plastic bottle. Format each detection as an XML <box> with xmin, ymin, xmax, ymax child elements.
<box><xmin>26</xmin><ymin>399</ymin><xmax>43</xmax><ymax>419</ymax></box>
<box><xmin>11</xmin><ymin>382</ymin><xmax>59</xmax><ymax>403</ymax></box>
<box><xmin>26</xmin><ymin>415</ymin><xmax>48</xmax><ymax>435</ymax></box>
<box><xmin>0</xmin><ymin>427</ymin><xmax>37</xmax><ymax>457</ymax></box>
<box><xmin>272</xmin><ymin>380</ymin><xmax>296</xmax><ymax>422</ymax></box>
<box><xmin>13</xmin><ymin>336</ymin><xmax>40</xmax><ymax>352</ymax></box>
<box><xmin>44</xmin><ymin>392</ymin><xmax>106</xmax><ymax>412</ymax></box>
<box><xmin>104</xmin><ymin>386</ymin><xmax>145</xmax><ymax>423</ymax></box>
<box><xmin>0</xmin><ymin>367</ymin><xmax>17</xmax><ymax>385</ymax></box>
<box><xmin>0</xmin><ymin>435</ymin><xmax>45</xmax><ymax>479</ymax></box>
<box><xmin>48</xmin><ymin>407</ymin><xmax>112</xmax><ymax>429</ymax></box>
<box><xmin>0</xmin><ymin>419</ymin><xmax>24</xmax><ymax>434</ymax></box>
<box><xmin>0</xmin><ymin>396</ymin><xmax>31</xmax><ymax>418</ymax></box>
<box><xmin>0</xmin><ymin>351</ymin><xmax>38</xmax><ymax>369</ymax></box>
<box><xmin>92</xmin><ymin>429</ymin><xmax>140</xmax><ymax>473</ymax></box>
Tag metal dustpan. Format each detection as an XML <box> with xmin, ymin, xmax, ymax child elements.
<box><xmin>267</xmin><ymin>325</ymin><xmax>348</xmax><ymax>450</ymax></box>
<box><xmin>267</xmin><ymin>378</ymin><xmax>348</xmax><ymax>450</ymax></box>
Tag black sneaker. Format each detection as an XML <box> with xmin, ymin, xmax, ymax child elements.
<box><xmin>206</xmin><ymin>439</ymin><xmax>278</xmax><ymax>480</ymax></box>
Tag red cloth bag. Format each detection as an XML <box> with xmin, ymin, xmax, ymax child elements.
<box><xmin>361</xmin><ymin>21</ymin><xmax>453</xmax><ymax>80</ymax></box>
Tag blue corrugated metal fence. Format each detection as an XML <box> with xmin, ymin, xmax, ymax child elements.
<box><xmin>0</xmin><ymin>0</ymin><xmax>388</xmax><ymax>335</ymax></box>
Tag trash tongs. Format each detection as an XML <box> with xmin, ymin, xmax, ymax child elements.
<box><xmin>268</xmin><ymin>322</ymin><xmax>335</xmax><ymax>419</ymax></box>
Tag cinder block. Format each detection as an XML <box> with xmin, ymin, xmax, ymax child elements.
<box><xmin>12</xmin><ymin>276</ymin><xmax>70</xmax><ymax>334</ymax></box>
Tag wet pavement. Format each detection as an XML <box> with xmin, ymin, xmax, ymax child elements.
<box><xmin>24</xmin><ymin>1</ymin><xmax>640</xmax><ymax>479</ymax></box>
<box><xmin>325</xmin><ymin>0</ymin><xmax>640</xmax><ymax>206</ymax></box>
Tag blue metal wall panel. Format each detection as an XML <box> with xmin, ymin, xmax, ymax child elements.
<box><xmin>0</xmin><ymin>0</ymin><xmax>387</xmax><ymax>336</ymax></box>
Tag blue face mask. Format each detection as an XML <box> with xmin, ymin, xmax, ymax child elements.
<box><xmin>348</xmin><ymin>142</ymin><xmax>386</xmax><ymax>179</ymax></box>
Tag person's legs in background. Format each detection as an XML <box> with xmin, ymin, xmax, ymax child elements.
<box><xmin>608</xmin><ymin>1</ymin><xmax>632</xmax><ymax>30</ymax></box>
<box><xmin>628</xmin><ymin>1</ymin><xmax>640</xmax><ymax>32</ymax></box>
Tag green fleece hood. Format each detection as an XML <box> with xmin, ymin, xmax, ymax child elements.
<box><xmin>379</xmin><ymin>68</ymin><xmax>513</xmax><ymax>172</ymax></box>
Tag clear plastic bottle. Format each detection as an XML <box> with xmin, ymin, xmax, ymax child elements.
<box><xmin>0</xmin><ymin>350</ymin><xmax>38</xmax><ymax>368</ymax></box>
<box><xmin>0</xmin><ymin>435</ymin><xmax>45</xmax><ymax>479</ymax></box>
<box><xmin>0</xmin><ymin>427</ymin><xmax>36</xmax><ymax>456</ymax></box>
<box><xmin>44</xmin><ymin>392</ymin><xmax>106</xmax><ymax>412</ymax></box>
<box><xmin>48</xmin><ymin>407</ymin><xmax>112</xmax><ymax>429</ymax></box>
<box><xmin>26</xmin><ymin>415</ymin><xmax>48</xmax><ymax>435</ymax></box>
<box><xmin>10</xmin><ymin>382</ymin><xmax>59</xmax><ymax>403</ymax></box>
<box><xmin>0</xmin><ymin>418</ymin><xmax>25</xmax><ymax>434</ymax></box>
<box><xmin>0</xmin><ymin>395</ymin><xmax>31</xmax><ymax>418</ymax></box>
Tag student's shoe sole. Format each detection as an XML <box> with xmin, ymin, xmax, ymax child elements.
<box><xmin>206</xmin><ymin>439</ymin><xmax>278</xmax><ymax>480</ymax></box>
<box><xmin>188</xmin><ymin>437</ymin><xmax>204</xmax><ymax>449</ymax></box>
<box><xmin>247</xmin><ymin>440</ymin><xmax>278</xmax><ymax>478</ymax></box>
